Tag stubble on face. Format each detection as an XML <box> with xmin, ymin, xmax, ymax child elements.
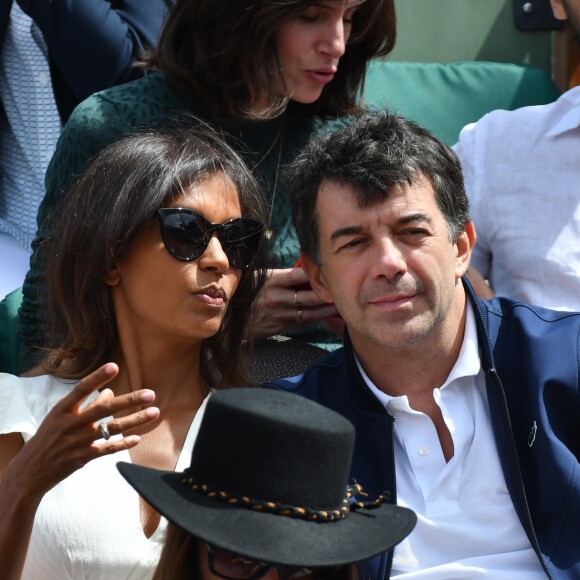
<box><xmin>354</xmin><ymin>272</ymin><xmax>460</xmax><ymax>352</ymax></box>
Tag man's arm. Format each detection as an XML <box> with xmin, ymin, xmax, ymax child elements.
<box><xmin>453</xmin><ymin>122</ymin><xmax>493</xmax><ymax>280</ymax></box>
<box><xmin>16</xmin><ymin>0</ymin><xmax>172</xmax><ymax>103</ymax></box>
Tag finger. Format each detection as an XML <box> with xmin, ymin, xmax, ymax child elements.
<box><xmin>267</xmin><ymin>267</ymin><xmax>307</xmax><ymax>288</ymax></box>
<box><xmin>93</xmin><ymin>434</ymin><xmax>143</xmax><ymax>456</ymax></box>
<box><xmin>294</xmin><ymin>304</ymin><xmax>339</xmax><ymax>325</ymax></box>
<box><xmin>82</xmin><ymin>389</ymin><xmax>156</xmax><ymax>426</ymax></box>
<box><xmin>288</xmin><ymin>266</ymin><xmax>310</xmax><ymax>286</ymax></box>
<box><xmin>88</xmin><ymin>387</ymin><xmax>114</xmax><ymax>405</ymax></box>
<box><xmin>292</xmin><ymin>287</ymin><xmax>334</xmax><ymax>309</ymax></box>
<box><xmin>96</xmin><ymin>407</ymin><xmax>160</xmax><ymax>440</ymax></box>
<box><xmin>56</xmin><ymin>363</ymin><xmax>119</xmax><ymax>414</ymax></box>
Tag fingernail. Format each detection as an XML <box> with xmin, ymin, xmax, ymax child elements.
<box><xmin>146</xmin><ymin>407</ymin><xmax>160</xmax><ymax>419</ymax></box>
<box><xmin>140</xmin><ymin>390</ymin><xmax>155</xmax><ymax>403</ymax></box>
<box><xmin>102</xmin><ymin>363</ymin><xmax>117</xmax><ymax>377</ymax></box>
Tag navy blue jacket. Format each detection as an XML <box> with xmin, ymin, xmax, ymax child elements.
<box><xmin>1</xmin><ymin>0</ymin><xmax>172</xmax><ymax>122</ymax></box>
<box><xmin>268</xmin><ymin>280</ymin><xmax>580</xmax><ymax>579</ymax></box>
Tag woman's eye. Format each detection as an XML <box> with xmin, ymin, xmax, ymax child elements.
<box><xmin>299</xmin><ymin>10</ymin><xmax>321</xmax><ymax>22</ymax></box>
<box><xmin>343</xmin><ymin>9</ymin><xmax>356</xmax><ymax>24</ymax></box>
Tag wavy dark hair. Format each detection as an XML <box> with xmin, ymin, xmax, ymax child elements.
<box><xmin>43</xmin><ymin>124</ymin><xmax>268</xmax><ymax>387</ymax></box>
<box><xmin>142</xmin><ymin>0</ymin><xmax>396</xmax><ymax>120</ymax></box>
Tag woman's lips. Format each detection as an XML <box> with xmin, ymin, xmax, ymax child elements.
<box><xmin>305</xmin><ymin>69</ymin><xmax>336</xmax><ymax>84</ymax></box>
<box><xmin>195</xmin><ymin>286</ymin><xmax>227</xmax><ymax>307</ymax></box>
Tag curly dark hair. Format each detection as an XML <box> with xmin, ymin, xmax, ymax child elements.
<box><xmin>285</xmin><ymin>111</ymin><xmax>470</xmax><ymax>265</ymax></box>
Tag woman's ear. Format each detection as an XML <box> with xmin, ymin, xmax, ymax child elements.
<box><xmin>104</xmin><ymin>264</ymin><xmax>120</xmax><ymax>286</ymax></box>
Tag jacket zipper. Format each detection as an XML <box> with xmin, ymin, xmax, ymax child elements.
<box><xmin>384</xmin><ymin>413</ymin><xmax>396</xmax><ymax>580</ymax></box>
<box><xmin>487</xmin><ymin>367</ymin><xmax>552</xmax><ymax>579</ymax></box>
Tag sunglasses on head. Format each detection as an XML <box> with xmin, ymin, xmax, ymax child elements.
<box><xmin>156</xmin><ymin>208</ymin><xmax>264</xmax><ymax>269</ymax></box>
<box><xmin>206</xmin><ymin>545</ymin><xmax>339</xmax><ymax>580</ymax></box>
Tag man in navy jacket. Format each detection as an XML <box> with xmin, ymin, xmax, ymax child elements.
<box><xmin>269</xmin><ymin>112</ymin><xmax>580</xmax><ymax>579</ymax></box>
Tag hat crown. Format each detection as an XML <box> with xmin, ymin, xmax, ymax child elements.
<box><xmin>189</xmin><ymin>388</ymin><xmax>355</xmax><ymax>511</ymax></box>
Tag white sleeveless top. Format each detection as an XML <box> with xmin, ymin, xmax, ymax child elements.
<box><xmin>0</xmin><ymin>373</ymin><xmax>209</xmax><ymax>580</ymax></box>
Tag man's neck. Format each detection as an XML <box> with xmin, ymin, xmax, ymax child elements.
<box><xmin>352</xmin><ymin>291</ymin><xmax>468</xmax><ymax>463</ymax></box>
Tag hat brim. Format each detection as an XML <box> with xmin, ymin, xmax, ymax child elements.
<box><xmin>118</xmin><ymin>462</ymin><xmax>416</xmax><ymax>567</ymax></box>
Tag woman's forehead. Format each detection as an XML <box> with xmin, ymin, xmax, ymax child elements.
<box><xmin>311</xmin><ymin>0</ymin><xmax>366</xmax><ymax>7</ymax></box>
<box><xmin>170</xmin><ymin>173</ymin><xmax>241</xmax><ymax>218</ymax></box>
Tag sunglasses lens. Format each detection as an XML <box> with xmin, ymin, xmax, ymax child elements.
<box><xmin>210</xmin><ymin>547</ymin><xmax>268</xmax><ymax>580</ymax></box>
<box><xmin>221</xmin><ymin>219</ymin><xmax>263</xmax><ymax>269</ymax></box>
<box><xmin>161</xmin><ymin>210</ymin><xmax>207</xmax><ymax>261</ymax></box>
<box><xmin>158</xmin><ymin>209</ymin><xmax>263</xmax><ymax>268</ymax></box>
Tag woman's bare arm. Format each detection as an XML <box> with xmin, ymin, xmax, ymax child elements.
<box><xmin>0</xmin><ymin>363</ymin><xmax>159</xmax><ymax>579</ymax></box>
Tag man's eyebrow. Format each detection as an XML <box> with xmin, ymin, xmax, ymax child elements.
<box><xmin>397</xmin><ymin>212</ymin><xmax>433</xmax><ymax>226</ymax></box>
<box><xmin>329</xmin><ymin>225</ymin><xmax>364</xmax><ymax>242</ymax></box>
<box><xmin>329</xmin><ymin>212</ymin><xmax>434</xmax><ymax>242</ymax></box>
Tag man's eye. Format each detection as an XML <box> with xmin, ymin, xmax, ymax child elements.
<box><xmin>400</xmin><ymin>229</ymin><xmax>429</xmax><ymax>238</ymax></box>
<box><xmin>339</xmin><ymin>238</ymin><xmax>364</xmax><ymax>250</ymax></box>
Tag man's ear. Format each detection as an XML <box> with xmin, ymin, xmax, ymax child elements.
<box><xmin>455</xmin><ymin>222</ymin><xmax>476</xmax><ymax>279</ymax></box>
<box><xmin>550</xmin><ymin>0</ymin><xmax>567</xmax><ymax>20</ymax></box>
<box><xmin>300</xmin><ymin>254</ymin><xmax>334</xmax><ymax>305</ymax></box>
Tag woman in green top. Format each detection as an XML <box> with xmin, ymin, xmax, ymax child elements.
<box><xmin>20</xmin><ymin>0</ymin><xmax>396</xmax><ymax>368</ymax></box>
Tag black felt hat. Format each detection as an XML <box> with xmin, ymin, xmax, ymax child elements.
<box><xmin>118</xmin><ymin>388</ymin><xmax>415</xmax><ymax>568</ymax></box>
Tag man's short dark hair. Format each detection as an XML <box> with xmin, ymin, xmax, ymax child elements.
<box><xmin>285</xmin><ymin>111</ymin><xmax>470</xmax><ymax>265</ymax></box>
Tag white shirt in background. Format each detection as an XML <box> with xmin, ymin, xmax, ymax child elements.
<box><xmin>453</xmin><ymin>86</ymin><xmax>580</xmax><ymax>311</ymax></box>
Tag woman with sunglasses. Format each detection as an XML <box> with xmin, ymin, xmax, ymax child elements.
<box><xmin>0</xmin><ymin>126</ymin><xmax>268</xmax><ymax>579</ymax></box>
<box><xmin>19</xmin><ymin>0</ymin><xmax>397</xmax><ymax>369</ymax></box>
<box><xmin>119</xmin><ymin>388</ymin><xmax>416</xmax><ymax>580</ymax></box>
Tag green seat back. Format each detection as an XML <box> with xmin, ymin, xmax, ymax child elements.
<box><xmin>363</xmin><ymin>60</ymin><xmax>561</xmax><ymax>145</ymax></box>
<box><xmin>0</xmin><ymin>287</ymin><xmax>22</xmax><ymax>374</ymax></box>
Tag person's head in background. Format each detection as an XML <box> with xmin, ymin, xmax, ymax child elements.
<box><xmin>42</xmin><ymin>124</ymin><xmax>268</xmax><ymax>386</ymax></box>
<box><xmin>551</xmin><ymin>0</ymin><xmax>580</xmax><ymax>38</ymax></box>
<box><xmin>118</xmin><ymin>388</ymin><xmax>416</xmax><ymax>579</ymax></box>
<box><xmin>144</xmin><ymin>0</ymin><xmax>396</xmax><ymax>119</ymax></box>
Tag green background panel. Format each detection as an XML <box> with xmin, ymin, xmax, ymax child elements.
<box><xmin>391</xmin><ymin>0</ymin><xmax>553</xmax><ymax>74</ymax></box>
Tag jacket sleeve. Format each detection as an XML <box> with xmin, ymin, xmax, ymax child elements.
<box><xmin>15</xmin><ymin>0</ymin><xmax>172</xmax><ymax>102</ymax></box>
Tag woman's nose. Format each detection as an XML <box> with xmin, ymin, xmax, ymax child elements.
<box><xmin>198</xmin><ymin>234</ymin><xmax>230</xmax><ymax>272</ymax></box>
<box><xmin>319</xmin><ymin>19</ymin><xmax>348</xmax><ymax>59</ymax></box>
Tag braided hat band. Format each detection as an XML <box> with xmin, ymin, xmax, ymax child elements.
<box><xmin>181</xmin><ymin>471</ymin><xmax>388</xmax><ymax>523</ymax></box>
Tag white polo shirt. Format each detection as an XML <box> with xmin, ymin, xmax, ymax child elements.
<box><xmin>356</xmin><ymin>302</ymin><xmax>546</xmax><ymax>578</ymax></box>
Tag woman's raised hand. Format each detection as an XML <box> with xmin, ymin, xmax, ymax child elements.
<box><xmin>246</xmin><ymin>267</ymin><xmax>339</xmax><ymax>340</ymax></box>
<box><xmin>2</xmin><ymin>363</ymin><xmax>159</xmax><ymax>500</ymax></box>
